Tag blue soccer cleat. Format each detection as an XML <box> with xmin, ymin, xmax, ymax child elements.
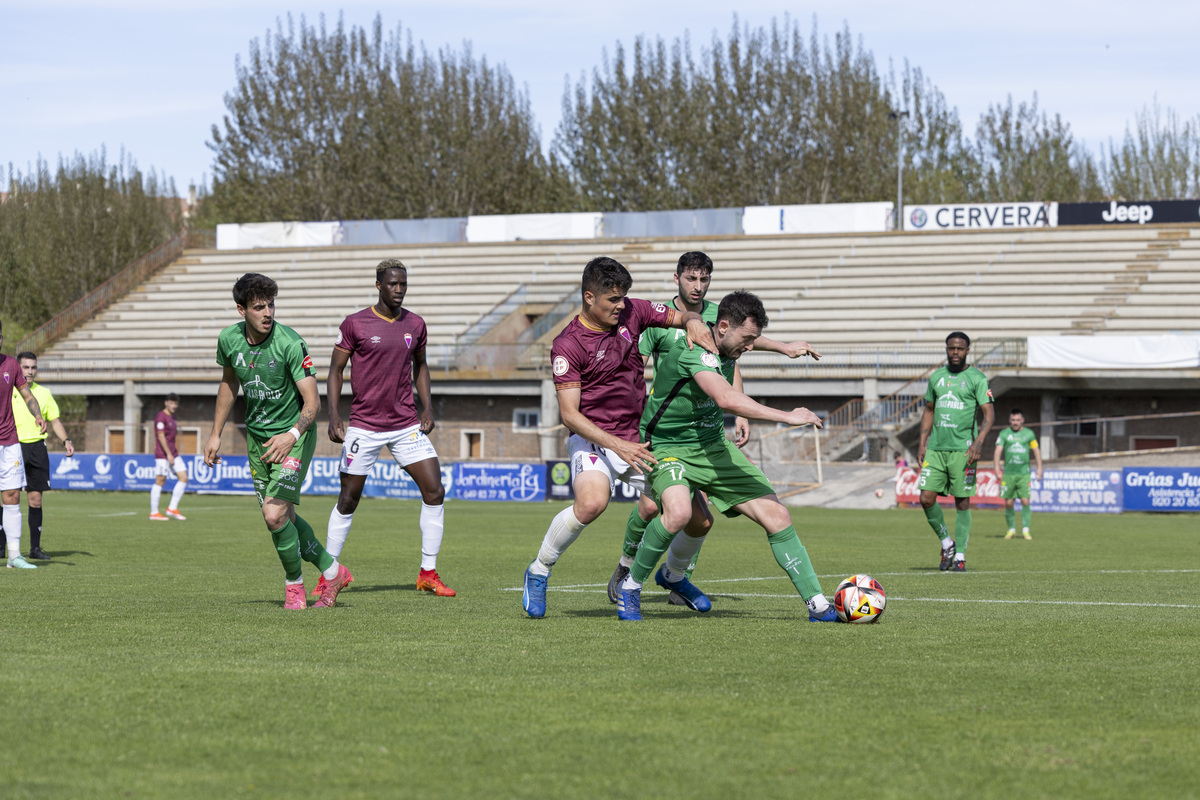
<box><xmin>654</xmin><ymin>565</ymin><xmax>712</xmax><ymax>612</ymax></box>
<box><xmin>808</xmin><ymin>604</ymin><xmax>839</xmax><ymax>622</ymax></box>
<box><xmin>522</xmin><ymin>564</ymin><xmax>547</xmax><ymax>618</ymax></box>
<box><xmin>617</xmin><ymin>585</ymin><xmax>643</xmax><ymax>621</ymax></box>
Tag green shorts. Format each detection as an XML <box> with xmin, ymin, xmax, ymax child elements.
<box><xmin>918</xmin><ymin>449</ymin><xmax>977</xmax><ymax>498</ymax></box>
<box><xmin>1000</xmin><ymin>472</ymin><xmax>1031</xmax><ymax>499</ymax></box>
<box><xmin>246</xmin><ymin>429</ymin><xmax>316</xmax><ymax>505</ymax></box>
<box><xmin>648</xmin><ymin>439</ymin><xmax>775</xmax><ymax>518</ymax></box>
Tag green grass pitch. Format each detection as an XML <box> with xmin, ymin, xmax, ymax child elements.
<box><xmin>1</xmin><ymin>492</ymin><xmax>1197</xmax><ymax>799</ymax></box>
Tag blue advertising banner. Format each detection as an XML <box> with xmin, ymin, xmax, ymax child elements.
<box><xmin>50</xmin><ymin>453</ymin><xmax>453</xmax><ymax>499</ymax></box>
<box><xmin>453</xmin><ymin>462</ymin><xmax>546</xmax><ymax>502</ymax></box>
<box><xmin>1121</xmin><ymin>467</ymin><xmax>1200</xmax><ymax>512</ymax></box>
<box><xmin>1028</xmin><ymin>470</ymin><xmax>1123</xmax><ymax>514</ymax></box>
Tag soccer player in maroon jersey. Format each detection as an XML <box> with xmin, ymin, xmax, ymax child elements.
<box><xmin>521</xmin><ymin>256</ymin><xmax>717</xmax><ymax>618</ymax></box>
<box><xmin>0</xmin><ymin>319</ymin><xmax>48</xmax><ymax>569</ymax></box>
<box><xmin>322</xmin><ymin>259</ymin><xmax>456</xmax><ymax>597</ymax></box>
<box><xmin>150</xmin><ymin>393</ymin><xmax>189</xmax><ymax>521</ymax></box>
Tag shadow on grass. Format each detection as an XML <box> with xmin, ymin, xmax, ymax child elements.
<box><xmin>47</xmin><ymin>550</ymin><xmax>96</xmax><ymax>558</ymax></box>
<box><xmin>349</xmin><ymin>583</ymin><xmax>414</xmax><ymax>593</ymax></box>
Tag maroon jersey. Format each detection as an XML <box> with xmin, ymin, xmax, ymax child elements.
<box><xmin>335</xmin><ymin>306</ymin><xmax>427</xmax><ymax>432</ymax></box>
<box><xmin>0</xmin><ymin>355</ymin><xmax>28</xmax><ymax>446</ymax></box>
<box><xmin>154</xmin><ymin>410</ymin><xmax>178</xmax><ymax>459</ymax></box>
<box><xmin>551</xmin><ymin>297</ymin><xmax>677</xmax><ymax>441</ymax></box>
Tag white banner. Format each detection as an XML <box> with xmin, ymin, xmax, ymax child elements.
<box><xmin>1027</xmin><ymin>335</ymin><xmax>1200</xmax><ymax>369</ymax></box>
<box><xmin>216</xmin><ymin>221</ymin><xmax>341</xmax><ymax>250</ymax></box>
<box><xmin>465</xmin><ymin>212</ymin><xmax>602</xmax><ymax>243</ymax></box>
<box><xmin>905</xmin><ymin>202</ymin><xmax>1056</xmax><ymax>230</ymax></box>
<box><xmin>742</xmin><ymin>202</ymin><xmax>893</xmax><ymax>235</ymax></box>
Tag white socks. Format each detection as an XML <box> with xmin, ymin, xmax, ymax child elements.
<box><xmin>531</xmin><ymin>506</ymin><xmax>587</xmax><ymax>576</ymax></box>
<box><xmin>2</xmin><ymin>504</ymin><xmax>21</xmax><ymax>558</ymax></box>
<box><xmin>325</xmin><ymin>508</ymin><xmax>354</xmax><ymax>558</ymax></box>
<box><xmin>168</xmin><ymin>480</ymin><xmax>186</xmax><ymax>511</ymax></box>
<box><xmin>806</xmin><ymin>594</ymin><xmax>832</xmax><ymax>613</ymax></box>
<box><xmin>322</xmin><ymin>560</ymin><xmax>341</xmax><ymax>581</ymax></box>
<box><xmin>150</xmin><ymin>485</ymin><xmax>162</xmax><ymax>514</ymax></box>
<box><xmin>420</xmin><ymin>502</ymin><xmax>444</xmax><ymax>571</ymax></box>
<box><xmin>665</xmin><ymin>533</ymin><xmax>705</xmax><ymax>581</ymax></box>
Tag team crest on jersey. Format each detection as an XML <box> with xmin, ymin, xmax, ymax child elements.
<box><xmin>618</xmin><ymin>326</ymin><xmax>631</xmax><ymax>343</ymax></box>
<box><xmin>986</xmin><ymin>389</ymin><xmax>994</xmax><ymax>399</ymax></box>
<box><xmin>268</xmin><ymin>359</ymin><xmax>276</xmax><ymax>371</ymax></box>
<box><xmin>301</xmin><ymin>355</ymin><xmax>314</xmax><ymax>370</ymax></box>
<box><xmin>334</xmin><ymin>330</ymin><xmax>343</xmax><ymax>346</ymax></box>
<box><xmin>2</xmin><ymin>372</ymin><xmax>8</xmax><ymax>384</ymax></box>
<box><xmin>404</xmin><ymin>333</ymin><xmax>413</xmax><ymax>348</ymax></box>
<box><xmin>701</xmin><ymin>353</ymin><xmax>720</xmax><ymax>368</ymax></box>
<box><xmin>588</xmin><ymin>455</ymin><xmax>599</xmax><ymax>465</ymax></box>
<box><xmin>553</xmin><ymin>356</ymin><xmax>569</xmax><ymax>376</ymax></box>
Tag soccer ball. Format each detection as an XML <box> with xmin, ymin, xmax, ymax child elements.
<box><xmin>874</xmin><ymin>487</ymin><xmax>885</xmax><ymax>498</ymax></box>
<box><xmin>834</xmin><ymin>575</ymin><xmax>886</xmax><ymax>623</ymax></box>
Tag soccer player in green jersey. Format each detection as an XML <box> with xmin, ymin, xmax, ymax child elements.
<box><xmin>993</xmin><ymin>408</ymin><xmax>1042</xmax><ymax>539</ymax></box>
<box><xmin>917</xmin><ymin>332</ymin><xmax>994</xmax><ymax>572</ymax></box>
<box><xmin>610</xmin><ymin>251</ymin><xmax>821</xmax><ymax>606</ymax></box>
<box><xmin>203</xmin><ymin>273</ymin><xmax>353</xmax><ymax>610</ymax></box>
<box><xmin>613</xmin><ymin>290</ymin><xmax>836</xmax><ymax>622</ymax></box>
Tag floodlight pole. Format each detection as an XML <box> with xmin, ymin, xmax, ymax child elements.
<box><xmin>889</xmin><ymin>110</ymin><xmax>909</xmax><ymax>230</ymax></box>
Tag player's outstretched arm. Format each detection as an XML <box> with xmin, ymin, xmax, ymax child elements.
<box><xmin>557</xmin><ymin>386</ymin><xmax>656</xmax><ymax>474</ymax></box>
<box><xmin>263</xmin><ymin>375</ymin><xmax>319</xmax><ymax>464</ymax></box>
<box><xmin>754</xmin><ymin>336</ymin><xmax>821</xmax><ymax>360</ymax></box>
<box><xmin>17</xmin><ymin>384</ymin><xmax>47</xmax><ymax>435</ymax></box>
<box><xmin>413</xmin><ymin>348</ymin><xmax>435</xmax><ymax>434</ymax></box>
<box><xmin>693</xmin><ymin>371</ymin><xmax>822</xmax><ymax>428</ymax></box>
<box><xmin>967</xmin><ymin>402</ymin><xmax>994</xmax><ymax>464</ymax></box>
<box><xmin>205</xmin><ymin>366</ymin><xmax>239</xmax><ymax>466</ymax></box>
<box><xmin>326</xmin><ymin>347</ymin><xmax>351</xmax><ymax>443</ymax></box>
<box><xmin>917</xmin><ymin>402</ymin><xmax>935</xmax><ymax>465</ymax></box>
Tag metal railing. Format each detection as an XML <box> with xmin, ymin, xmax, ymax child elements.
<box><xmin>16</xmin><ymin>232</ymin><xmax>185</xmax><ymax>355</ymax></box>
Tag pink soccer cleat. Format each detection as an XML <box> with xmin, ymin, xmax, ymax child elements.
<box><xmin>313</xmin><ymin>564</ymin><xmax>354</xmax><ymax>608</ymax></box>
<box><xmin>284</xmin><ymin>583</ymin><xmax>308</xmax><ymax>610</ymax></box>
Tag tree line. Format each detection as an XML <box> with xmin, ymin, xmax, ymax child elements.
<box><xmin>5</xmin><ymin>12</ymin><xmax>1200</xmax><ymax>344</ymax></box>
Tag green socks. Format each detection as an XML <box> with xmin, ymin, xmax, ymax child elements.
<box><xmin>767</xmin><ymin>526</ymin><xmax>823</xmax><ymax>601</ymax></box>
<box><xmin>1021</xmin><ymin>503</ymin><xmax>1032</xmax><ymax>529</ymax></box>
<box><xmin>924</xmin><ymin>503</ymin><xmax>948</xmax><ymax>539</ymax></box>
<box><xmin>630</xmin><ymin>517</ymin><xmax>675</xmax><ymax>584</ymax></box>
<box><xmin>1005</xmin><ymin>505</ymin><xmax>1016</xmax><ymax>530</ymax></box>
<box><xmin>294</xmin><ymin>514</ymin><xmax>334</xmax><ymax>572</ymax></box>
<box><xmin>269</xmin><ymin>520</ymin><xmax>304</xmax><ymax>581</ymax></box>
<box><xmin>955</xmin><ymin>508</ymin><xmax>971</xmax><ymax>553</ymax></box>
<box><xmin>622</xmin><ymin>506</ymin><xmax>650</xmax><ymax>560</ymax></box>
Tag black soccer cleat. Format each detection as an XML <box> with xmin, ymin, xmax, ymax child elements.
<box><xmin>28</xmin><ymin>547</ymin><xmax>50</xmax><ymax>561</ymax></box>
<box><xmin>950</xmin><ymin>559</ymin><xmax>966</xmax><ymax>572</ymax></box>
<box><xmin>607</xmin><ymin>563</ymin><xmax>630</xmax><ymax>604</ymax></box>
<box><xmin>939</xmin><ymin>541</ymin><xmax>957</xmax><ymax>571</ymax></box>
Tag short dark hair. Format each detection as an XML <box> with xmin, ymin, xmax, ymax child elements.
<box><xmin>232</xmin><ymin>273</ymin><xmax>278</xmax><ymax>308</ymax></box>
<box><xmin>376</xmin><ymin>258</ymin><xmax>407</xmax><ymax>283</ymax></box>
<box><xmin>16</xmin><ymin>351</ymin><xmax>36</xmax><ymax>362</ymax></box>
<box><xmin>946</xmin><ymin>331</ymin><xmax>971</xmax><ymax>346</ymax></box>
<box><xmin>676</xmin><ymin>251</ymin><xmax>713</xmax><ymax>276</ymax></box>
<box><xmin>167</xmin><ymin>393</ymin><xmax>180</xmax><ymax>402</ymax></box>
<box><xmin>717</xmin><ymin>290</ymin><xmax>769</xmax><ymax>332</ymax></box>
<box><xmin>1009</xmin><ymin>408</ymin><xmax>1024</xmax><ymax>417</ymax></box>
<box><xmin>581</xmin><ymin>256</ymin><xmax>633</xmax><ymax>298</ymax></box>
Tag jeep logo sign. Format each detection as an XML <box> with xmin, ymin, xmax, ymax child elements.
<box><xmin>1059</xmin><ymin>199</ymin><xmax>1200</xmax><ymax>226</ymax></box>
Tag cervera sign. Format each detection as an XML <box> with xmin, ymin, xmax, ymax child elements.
<box><xmin>904</xmin><ymin>202</ymin><xmax>1056</xmax><ymax>230</ymax></box>
<box><xmin>1058</xmin><ymin>200</ymin><xmax>1200</xmax><ymax>226</ymax></box>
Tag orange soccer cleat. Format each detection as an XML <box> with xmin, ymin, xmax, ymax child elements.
<box><xmin>313</xmin><ymin>564</ymin><xmax>355</xmax><ymax>608</ymax></box>
<box><xmin>416</xmin><ymin>568</ymin><xmax>456</xmax><ymax>597</ymax></box>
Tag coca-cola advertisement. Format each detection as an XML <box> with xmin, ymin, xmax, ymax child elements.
<box><xmin>894</xmin><ymin>466</ymin><xmax>1002</xmax><ymax>507</ymax></box>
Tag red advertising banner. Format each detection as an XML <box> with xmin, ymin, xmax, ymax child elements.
<box><xmin>894</xmin><ymin>466</ymin><xmax>1003</xmax><ymax>507</ymax></box>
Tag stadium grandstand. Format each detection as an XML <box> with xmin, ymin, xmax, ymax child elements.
<box><xmin>22</xmin><ymin>220</ymin><xmax>1200</xmax><ymax>470</ymax></box>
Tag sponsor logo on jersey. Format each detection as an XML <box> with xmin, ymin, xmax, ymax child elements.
<box><xmin>552</xmin><ymin>356</ymin><xmax>569</xmax><ymax>376</ymax></box>
<box><xmin>282</xmin><ymin>457</ymin><xmax>302</xmax><ymax>470</ymax></box>
<box><xmin>370</xmin><ymin>336</ymin><xmax>382</xmax><ymax>345</ymax></box>
<box><xmin>595</xmin><ymin>348</ymin><xmax>606</xmax><ymax>361</ymax></box>
<box><xmin>701</xmin><ymin>353</ymin><xmax>720</xmax><ymax>369</ymax></box>
<box><xmin>404</xmin><ymin>333</ymin><xmax>413</xmax><ymax>348</ymax></box>
<box><xmin>235</xmin><ymin>353</ymin><xmax>247</xmax><ymax>367</ymax></box>
<box><xmin>301</xmin><ymin>355</ymin><xmax>314</xmax><ymax>371</ymax></box>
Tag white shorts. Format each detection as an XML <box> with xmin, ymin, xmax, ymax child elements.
<box><xmin>156</xmin><ymin>456</ymin><xmax>187</xmax><ymax>477</ymax></box>
<box><xmin>0</xmin><ymin>443</ymin><xmax>27</xmax><ymax>492</ymax></box>
<box><xmin>341</xmin><ymin>424</ymin><xmax>439</xmax><ymax>476</ymax></box>
<box><xmin>567</xmin><ymin>433</ymin><xmax>648</xmax><ymax>494</ymax></box>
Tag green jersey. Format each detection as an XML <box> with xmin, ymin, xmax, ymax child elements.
<box><xmin>215</xmin><ymin>322</ymin><xmax>317</xmax><ymax>440</ymax></box>
<box><xmin>924</xmin><ymin>365</ymin><xmax>992</xmax><ymax>451</ymax></box>
<box><xmin>639</xmin><ymin>298</ymin><xmax>717</xmax><ymax>363</ymax></box>
<box><xmin>640</xmin><ymin>328</ymin><xmax>735</xmax><ymax>449</ymax></box>
<box><xmin>996</xmin><ymin>427</ymin><xmax>1038</xmax><ymax>475</ymax></box>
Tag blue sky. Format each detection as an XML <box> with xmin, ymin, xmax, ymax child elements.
<box><xmin>3</xmin><ymin>0</ymin><xmax>1197</xmax><ymax>193</ymax></box>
